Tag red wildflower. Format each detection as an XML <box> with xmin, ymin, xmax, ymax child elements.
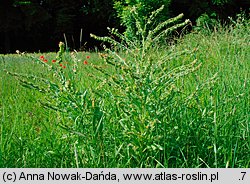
<box><xmin>83</xmin><ymin>60</ymin><xmax>88</xmax><ymax>65</ymax></box>
<box><xmin>40</xmin><ymin>55</ymin><xmax>45</xmax><ymax>60</ymax></box>
<box><xmin>43</xmin><ymin>59</ymin><xmax>48</xmax><ymax>63</ymax></box>
<box><xmin>52</xmin><ymin>59</ymin><xmax>56</xmax><ymax>63</ymax></box>
<box><xmin>86</xmin><ymin>55</ymin><xmax>90</xmax><ymax>59</ymax></box>
<box><xmin>63</xmin><ymin>65</ymin><xmax>66</xmax><ymax>69</ymax></box>
<box><xmin>59</xmin><ymin>63</ymin><xmax>63</xmax><ymax>67</ymax></box>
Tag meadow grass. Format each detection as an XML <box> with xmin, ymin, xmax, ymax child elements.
<box><xmin>0</xmin><ymin>19</ymin><xmax>249</xmax><ymax>168</ymax></box>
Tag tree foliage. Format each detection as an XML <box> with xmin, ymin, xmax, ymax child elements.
<box><xmin>0</xmin><ymin>0</ymin><xmax>249</xmax><ymax>53</ymax></box>
<box><xmin>113</xmin><ymin>0</ymin><xmax>172</xmax><ymax>40</ymax></box>
<box><xmin>170</xmin><ymin>0</ymin><xmax>249</xmax><ymax>21</ymax></box>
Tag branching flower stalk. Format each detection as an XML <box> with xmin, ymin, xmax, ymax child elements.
<box><xmin>90</xmin><ymin>5</ymin><xmax>217</xmax><ymax>164</ymax></box>
<box><xmin>5</xmin><ymin>43</ymin><xmax>94</xmax><ymax>130</ymax></box>
<box><xmin>5</xmin><ymin>5</ymin><xmax>219</xmax><ymax>167</ymax></box>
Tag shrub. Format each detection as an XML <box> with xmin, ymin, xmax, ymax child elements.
<box><xmin>114</xmin><ymin>0</ymin><xmax>172</xmax><ymax>40</ymax></box>
<box><xmin>195</xmin><ymin>13</ymin><xmax>219</xmax><ymax>32</ymax></box>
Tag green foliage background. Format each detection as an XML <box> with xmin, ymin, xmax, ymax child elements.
<box><xmin>113</xmin><ymin>0</ymin><xmax>172</xmax><ymax>39</ymax></box>
<box><xmin>0</xmin><ymin>0</ymin><xmax>249</xmax><ymax>53</ymax></box>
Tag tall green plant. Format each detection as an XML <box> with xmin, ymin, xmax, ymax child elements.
<box><xmin>6</xmin><ymin>5</ymin><xmax>218</xmax><ymax>167</ymax></box>
<box><xmin>5</xmin><ymin>43</ymin><xmax>94</xmax><ymax>134</ymax></box>
<box><xmin>91</xmin><ymin>6</ymin><xmax>217</xmax><ymax>166</ymax></box>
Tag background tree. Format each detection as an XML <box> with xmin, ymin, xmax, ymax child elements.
<box><xmin>113</xmin><ymin>0</ymin><xmax>172</xmax><ymax>40</ymax></box>
<box><xmin>78</xmin><ymin>0</ymin><xmax>119</xmax><ymax>49</ymax></box>
<box><xmin>170</xmin><ymin>0</ymin><xmax>249</xmax><ymax>21</ymax></box>
<box><xmin>0</xmin><ymin>0</ymin><xmax>118</xmax><ymax>53</ymax></box>
<box><xmin>0</xmin><ymin>0</ymin><xmax>52</xmax><ymax>52</ymax></box>
<box><xmin>0</xmin><ymin>0</ymin><xmax>249</xmax><ymax>53</ymax></box>
<box><xmin>0</xmin><ymin>0</ymin><xmax>23</xmax><ymax>52</ymax></box>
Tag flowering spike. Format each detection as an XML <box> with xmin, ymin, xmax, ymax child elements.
<box><xmin>56</xmin><ymin>42</ymin><xmax>65</xmax><ymax>64</ymax></box>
